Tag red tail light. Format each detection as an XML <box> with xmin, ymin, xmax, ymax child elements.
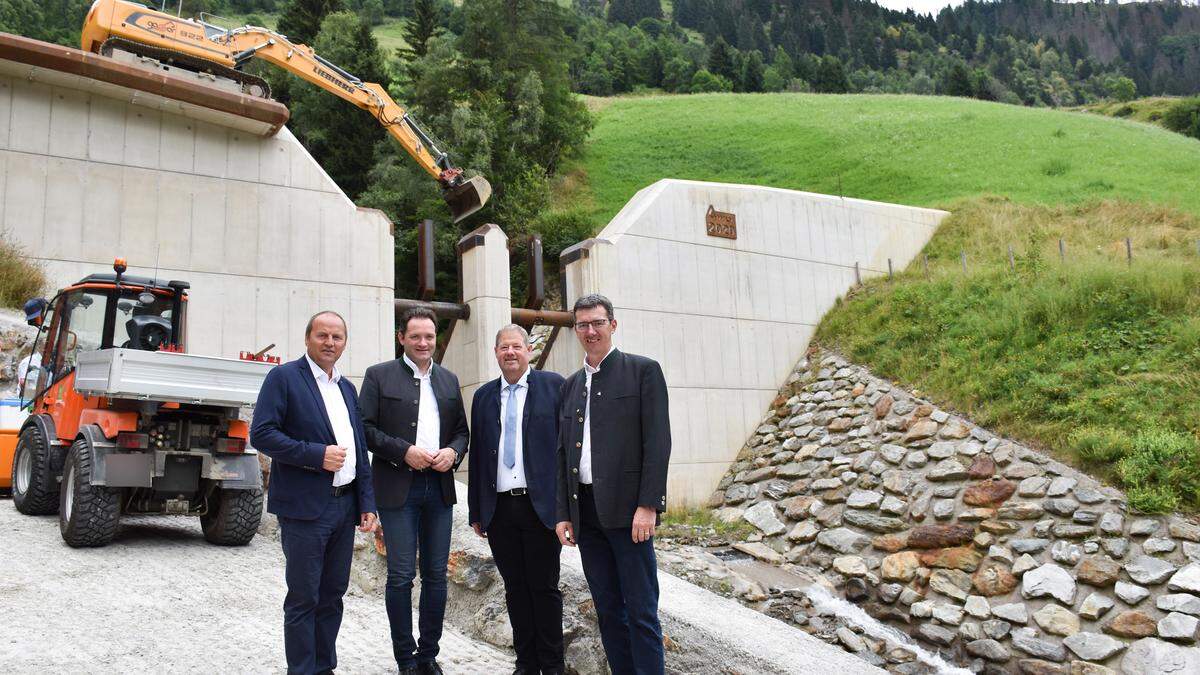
<box><xmin>116</xmin><ymin>432</ymin><xmax>149</xmax><ymax>449</ymax></box>
<box><xmin>216</xmin><ymin>437</ymin><xmax>247</xmax><ymax>454</ymax></box>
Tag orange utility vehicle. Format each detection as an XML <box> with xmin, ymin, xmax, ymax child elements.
<box><xmin>5</xmin><ymin>260</ymin><xmax>275</xmax><ymax>547</ymax></box>
<box><xmin>80</xmin><ymin>0</ymin><xmax>490</xmax><ymax>222</ymax></box>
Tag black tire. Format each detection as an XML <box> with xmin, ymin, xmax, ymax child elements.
<box><xmin>201</xmin><ymin>486</ymin><xmax>263</xmax><ymax>546</ymax></box>
<box><xmin>59</xmin><ymin>439</ymin><xmax>120</xmax><ymax>547</ymax></box>
<box><xmin>12</xmin><ymin>426</ymin><xmax>59</xmax><ymax>515</ymax></box>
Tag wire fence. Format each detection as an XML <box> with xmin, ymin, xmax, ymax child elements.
<box><xmin>863</xmin><ymin>236</ymin><xmax>1200</xmax><ymax>284</ymax></box>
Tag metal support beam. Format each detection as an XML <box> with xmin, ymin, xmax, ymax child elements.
<box><xmin>511</xmin><ymin>307</ymin><xmax>573</xmax><ymax>328</ymax></box>
<box><xmin>417</xmin><ymin>219</ymin><xmax>435</xmax><ymax>302</ymax></box>
<box><xmin>394</xmin><ymin>299</ymin><xmax>470</xmax><ymax>322</ymax></box>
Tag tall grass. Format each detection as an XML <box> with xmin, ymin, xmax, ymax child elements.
<box><xmin>816</xmin><ymin>199</ymin><xmax>1200</xmax><ymax>513</ymax></box>
<box><xmin>0</xmin><ymin>234</ymin><xmax>45</xmax><ymax>310</ymax></box>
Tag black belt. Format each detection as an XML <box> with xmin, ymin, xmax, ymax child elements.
<box><xmin>331</xmin><ymin>480</ymin><xmax>356</xmax><ymax>497</ymax></box>
<box><xmin>498</xmin><ymin>487</ymin><xmax>529</xmax><ymax>497</ymax></box>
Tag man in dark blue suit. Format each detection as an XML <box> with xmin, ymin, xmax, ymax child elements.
<box><xmin>468</xmin><ymin>325</ymin><xmax>566</xmax><ymax>675</ymax></box>
<box><xmin>250</xmin><ymin>311</ymin><xmax>378</xmax><ymax>675</ymax></box>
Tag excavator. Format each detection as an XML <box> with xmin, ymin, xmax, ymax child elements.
<box><xmin>80</xmin><ymin>0</ymin><xmax>490</xmax><ymax>222</ymax></box>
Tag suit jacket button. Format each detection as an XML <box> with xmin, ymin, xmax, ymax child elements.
<box><xmin>411</xmin><ymin>422</ymin><xmax>416</xmax><ymax>427</ymax></box>
<box><xmin>575</xmin><ymin>442</ymin><xmax>582</xmax><ymax>448</ymax></box>
<box><xmin>572</xmin><ymin>494</ymin><xmax>577</xmax><ymax>500</ymax></box>
<box><xmin>413</xmin><ymin>399</ymin><xmax>418</xmax><ymax>404</ymax></box>
<box><xmin>577</xmin><ymin>417</ymin><xmax>583</xmax><ymax>423</ymax></box>
<box><xmin>572</xmin><ymin>468</ymin><xmax>578</xmax><ymax>474</ymax></box>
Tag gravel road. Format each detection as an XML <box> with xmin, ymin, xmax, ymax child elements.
<box><xmin>0</xmin><ymin>504</ymin><xmax>514</xmax><ymax>673</ymax></box>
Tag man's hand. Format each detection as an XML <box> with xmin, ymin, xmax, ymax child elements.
<box><xmin>471</xmin><ymin>522</ymin><xmax>487</xmax><ymax>538</ymax></box>
<box><xmin>632</xmin><ymin>506</ymin><xmax>657</xmax><ymax>544</ymax></box>
<box><xmin>404</xmin><ymin>447</ymin><xmax>432</xmax><ymax>470</ymax></box>
<box><xmin>323</xmin><ymin>445</ymin><xmax>347</xmax><ymax>472</ymax></box>
<box><xmin>430</xmin><ymin>447</ymin><xmax>456</xmax><ymax>472</ymax></box>
<box><xmin>556</xmin><ymin>521</ymin><xmax>576</xmax><ymax>547</ymax></box>
<box><xmin>359</xmin><ymin>512</ymin><xmax>378</xmax><ymax>533</ymax></box>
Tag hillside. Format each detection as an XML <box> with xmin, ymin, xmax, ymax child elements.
<box><xmin>574</xmin><ymin>92</ymin><xmax>1200</xmax><ymax>512</ymax></box>
<box><xmin>574</xmin><ymin>93</ymin><xmax>1200</xmax><ymax>226</ymax></box>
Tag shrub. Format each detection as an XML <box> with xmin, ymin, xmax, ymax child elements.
<box><xmin>1117</xmin><ymin>429</ymin><xmax>1200</xmax><ymax>513</ymax></box>
<box><xmin>1163</xmin><ymin>97</ymin><xmax>1200</xmax><ymax>141</ymax></box>
<box><xmin>0</xmin><ymin>233</ymin><xmax>46</xmax><ymax>309</ymax></box>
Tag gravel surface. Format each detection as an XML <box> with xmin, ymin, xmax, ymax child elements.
<box><xmin>0</xmin><ymin>505</ymin><xmax>514</xmax><ymax>673</ymax></box>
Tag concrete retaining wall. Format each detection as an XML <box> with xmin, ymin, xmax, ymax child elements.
<box><xmin>540</xmin><ymin>179</ymin><xmax>948</xmax><ymax>506</ymax></box>
<box><xmin>0</xmin><ymin>52</ymin><xmax>394</xmax><ymax>380</ymax></box>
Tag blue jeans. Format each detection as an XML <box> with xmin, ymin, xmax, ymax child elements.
<box><xmin>576</xmin><ymin>485</ymin><xmax>664</xmax><ymax>675</ymax></box>
<box><xmin>378</xmin><ymin>471</ymin><xmax>453</xmax><ymax>668</ymax></box>
<box><xmin>278</xmin><ymin>490</ymin><xmax>357</xmax><ymax>675</ymax></box>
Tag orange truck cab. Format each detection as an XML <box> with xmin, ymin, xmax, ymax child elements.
<box><xmin>3</xmin><ymin>260</ymin><xmax>271</xmax><ymax>547</ymax></box>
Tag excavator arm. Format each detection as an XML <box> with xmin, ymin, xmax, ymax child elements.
<box><xmin>81</xmin><ymin>0</ymin><xmax>490</xmax><ymax>221</ymax></box>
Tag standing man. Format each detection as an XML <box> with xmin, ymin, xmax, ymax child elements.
<box><xmin>468</xmin><ymin>325</ymin><xmax>566</xmax><ymax>675</ymax></box>
<box><xmin>555</xmin><ymin>294</ymin><xmax>671</xmax><ymax>675</ymax></box>
<box><xmin>250</xmin><ymin>311</ymin><xmax>378</xmax><ymax>675</ymax></box>
<box><xmin>359</xmin><ymin>307</ymin><xmax>469</xmax><ymax>675</ymax></box>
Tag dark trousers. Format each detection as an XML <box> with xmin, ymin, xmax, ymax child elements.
<box><xmin>278</xmin><ymin>489</ymin><xmax>357</xmax><ymax>675</ymax></box>
<box><xmin>576</xmin><ymin>485</ymin><xmax>664</xmax><ymax>675</ymax></box>
<box><xmin>378</xmin><ymin>471</ymin><xmax>453</xmax><ymax>669</ymax></box>
<box><xmin>487</xmin><ymin>493</ymin><xmax>564</xmax><ymax>673</ymax></box>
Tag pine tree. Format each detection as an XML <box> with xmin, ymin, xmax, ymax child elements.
<box><xmin>707</xmin><ymin>36</ymin><xmax>736</xmax><ymax>81</ymax></box>
<box><xmin>402</xmin><ymin>0</ymin><xmax>443</xmax><ymax>59</ymax></box>
<box><xmin>740</xmin><ymin>50</ymin><xmax>765</xmax><ymax>92</ymax></box>
<box><xmin>277</xmin><ymin>0</ymin><xmax>344</xmax><ymax>44</ymax></box>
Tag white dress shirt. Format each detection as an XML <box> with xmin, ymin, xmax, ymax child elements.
<box><xmin>305</xmin><ymin>354</ymin><xmax>356</xmax><ymax>487</ymax></box>
<box><xmin>404</xmin><ymin>353</ymin><xmax>441</xmax><ymax>455</ymax></box>
<box><xmin>496</xmin><ymin>368</ymin><xmax>530</xmax><ymax>491</ymax></box>
<box><xmin>579</xmin><ymin>346</ymin><xmax>616</xmax><ymax>485</ymax></box>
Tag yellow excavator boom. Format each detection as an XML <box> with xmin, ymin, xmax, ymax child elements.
<box><xmin>81</xmin><ymin>0</ymin><xmax>490</xmax><ymax>222</ymax></box>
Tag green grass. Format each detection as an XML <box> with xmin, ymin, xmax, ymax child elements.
<box><xmin>572</xmin><ymin>93</ymin><xmax>1200</xmax><ymax>227</ymax></box>
<box><xmin>814</xmin><ymin>198</ymin><xmax>1200</xmax><ymax>512</ymax></box>
<box><xmin>569</xmin><ymin>92</ymin><xmax>1200</xmax><ymax>511</ymax></box>
<box><xmin>371</xmin><ymin>19</ymin><xmax>411</xmax><ymax>56</ymax></box>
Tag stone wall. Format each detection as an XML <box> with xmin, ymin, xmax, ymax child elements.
<box><xmin>709</xmin><ymin>349</ymin><xmax>1200</xmax><ymax>674</ymax></box>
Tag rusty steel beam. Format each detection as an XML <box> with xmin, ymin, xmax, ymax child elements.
<box><xmin>417</xmin><ymin>219</ymin><xmax>435</xmax><ymax>302</ymax></box>
<box><xmin>394</xmin><ymin>298</ymin><xmax>470</xmax><ymax>321</ymax></box>
<box><xmin>512</xmin><ymin>307</ymin><xmax>573</xmax><ymax>328</ymax></box>
<box><xmin>524</xmin><ymin>235</ymin><xmax>545</xmax><ymax>311</ymax></box>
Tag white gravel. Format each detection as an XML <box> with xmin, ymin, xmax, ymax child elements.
<box><xmin>0</xmin><ymin>505</ymin><xmax>514</xmax><ymax>673</ymax></box>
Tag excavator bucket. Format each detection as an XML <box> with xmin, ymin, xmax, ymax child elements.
<box><xmin>444</xmin><ymin>175</ymin><xmax>492</xmax><ymax>223</ymax></box>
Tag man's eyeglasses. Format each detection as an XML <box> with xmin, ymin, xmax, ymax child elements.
<box><xmin>573</xmin><ymin>319</ymin><xmax>610</xmax><ymax>332</ymax></box>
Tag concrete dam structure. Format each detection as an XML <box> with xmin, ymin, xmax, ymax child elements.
<box><xmin>0</xmin><ymin>33</ymin><xmax>395</xmax><ymax>380</ymax></box>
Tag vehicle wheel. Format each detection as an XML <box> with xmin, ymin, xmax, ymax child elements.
<box><xmin>12</xmin><ymin>426</ymin><xmax>59</xmax><ymax>515</ymax></box>
<box><xmin>201</xmin><ymin>486</ymin><xmax>263</xmax><ymax>545</ymax></box>
<box><xmin>59</xmin><ymin>439</ymin><xmax>120</xmax><ymax>547</ymax></box>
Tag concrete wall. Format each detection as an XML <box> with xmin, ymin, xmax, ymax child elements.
<box><xmin>0</xmin><ymin>71</ymin><xmax>395</xmax><ymax>380</ymax></box>
<box><xmin>540</xmin><ymin>179</ymin><xmax>948</xmax><ymax>506</ymax></box>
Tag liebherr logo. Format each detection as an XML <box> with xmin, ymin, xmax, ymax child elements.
<box><xmin>313</xmin><ymin>66</ymin><xmax>356</xmax><ymax>95</ymax></box>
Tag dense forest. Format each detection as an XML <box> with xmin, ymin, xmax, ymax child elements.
<box><xmin>2</xmin><ymin>0</ymin><xmax>1199</xmax><ymax>296</ymax></box>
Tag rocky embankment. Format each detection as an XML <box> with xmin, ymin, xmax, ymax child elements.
<box><xmin>707</xmin><ymin>350</ymin><xmax>1200</xmax><ymax>674</ymax></box>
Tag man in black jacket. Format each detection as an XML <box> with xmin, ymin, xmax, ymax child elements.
<box><xmin>555</xmin><ymin>294</ymin><xmax>671</xmax><ymax>675</ymax></box>
<box><xmin>468</xmin><ymin>325</ymin><xmax>566</xmax><ymax>674</ymax></box>
<box><xmin>359</xmin><ymin>307</ymin><xmax>469</xmax><ymax>675</ymax></box>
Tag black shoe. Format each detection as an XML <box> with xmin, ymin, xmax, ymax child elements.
<box><xmin>416</xmin><ymin>662</ymin><xmax>444</xmax><ymax>675</ymax></box>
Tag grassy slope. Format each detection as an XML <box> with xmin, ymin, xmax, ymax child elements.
<box><xmin>576</xmin><ymin>93</ymin><xmax>1200</xmax><ymax>512</ymax></box>
<box><xmin>577</xmin><ymin>93</ymin><xmax>1200</xmax><ymax>226</ymax></box>
<box><xmin>1075</xmin><ymin>96</ymin><xmax>1179</xmax><ymax>128</ymax></box>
